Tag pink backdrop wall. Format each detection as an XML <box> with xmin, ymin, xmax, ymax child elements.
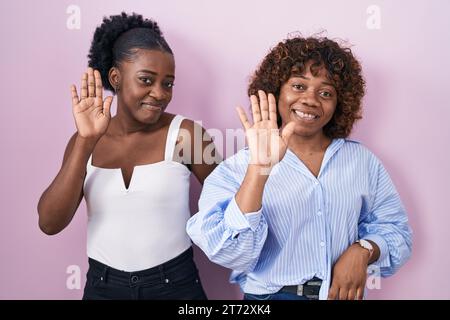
<box><xmin>1</xmin><ymin>0</ymin><xmax>449</xmax><ymax>299</ymax></box>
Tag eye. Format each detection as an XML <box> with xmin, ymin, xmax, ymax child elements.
<box><xmin>165</xmin><ymin>81</ymin><xmax>175</xmax><ymax>89</ymax></box>
<box><xmin>319</xmin><ymin>91</ymin><xmax>333</xmax><ymax>98</ymax></box>
<box><xmin>139</xmin><ymin>77</ymin><xmax>153</xmax><ymax>85</ymax></box>
<box><xmin>292</xmin><ymin>84</ymin><xmax>306</xmax><ymax>91</ymax></box>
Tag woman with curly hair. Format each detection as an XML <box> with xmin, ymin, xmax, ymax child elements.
<box><xmin>187</xmin><ymin>36</ymin><xmax>412</xmax><ymax>300</ymax></box>
<box><xmin>37</xmin><ymin>12</ymin><xmax>216</xmax><ymax>299</ymax></box>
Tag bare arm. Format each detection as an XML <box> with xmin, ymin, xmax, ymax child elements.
<box><xmin>37</xmin><ymin>68</ymin><xmax>113</xmax><ymax>235</ymax></box>
<box><xmin>37</xmin><ymin>134</ymin><xmax>97</xmax><ymax>235</ymax></box>
<box><xmin>178</xmin><ymin>119</ymin><xmax>220</xmax><ymax>185</ymax></box>
<box><xmin>234</xmin><ymin>164</ymin><xmax>270</xmax><ymax>213</ymax></box>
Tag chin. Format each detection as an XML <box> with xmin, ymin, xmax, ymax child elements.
<box><xmin>293</xmin><ymin>128</ymin><xmax>315</xmax><ymax>138</ymax></box>
<box><xmin>285</xmin><ymin>113</ymin><xmax>326</xmax><ymax>137</ymax></box>
<box><xmin>136</xmin><ymin>109</ymin><xmax>163</xmax><ymax>124</ymax></box>
<box><xmin>291</xmin><ymin>123</ymin><xmax>322</xmax><ymax>138</ymax></box>
<box><xmin>142</xmin><ymin>114</ymin><xmax>161</xmax><ymax>124</ymax></box>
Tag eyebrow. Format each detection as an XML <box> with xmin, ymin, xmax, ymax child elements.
<box><xmin>295</xmin><ymin>75</ymin><xmax>334</xmax><ymax>87</ymax></box>
<box><xmin>138</xmin><ymin>69</ymin><xmax>175</xmax><ymax>78</ymax></box>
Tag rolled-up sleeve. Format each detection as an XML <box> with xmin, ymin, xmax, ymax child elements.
<box><xmin>186</xmin><ymin>155</ymin><xmax>268</xmax><ymax>272</ymax></box>
<box><xmin>358</xmin><ymin>159</ymin><xmax>413</xmax><ymax>277</ymax></box>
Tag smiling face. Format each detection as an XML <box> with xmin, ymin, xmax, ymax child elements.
<box><xmin>110</xmin><ymin>48</ymin><xmax>175</xmax><ymax>125</ymax></box>
<box><xmin>278</xmin><ymin>60</ymin><xmax>338</xmax><ymax>139</ymax></box>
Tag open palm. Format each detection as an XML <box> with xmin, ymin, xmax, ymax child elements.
<box><xmin>236</xmin><ymin>90</ymin><xmax>295</xmax><ymax>173</ymax></box>
<box><xmin>71</xmin><ymin>68</ymin><xmax>113</xmax><ymax>139</ymax></box>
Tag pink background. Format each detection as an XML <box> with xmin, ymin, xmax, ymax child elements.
<box><xmin>1</xmin><ymin>0</ymin><xmax>449</xmax><ymax>299</ymax></box>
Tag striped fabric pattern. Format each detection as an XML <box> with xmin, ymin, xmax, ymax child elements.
<box><xmin>186</xmin><ymin>138</ymin><xmax>412</xmax><ymax>300</ymax></box>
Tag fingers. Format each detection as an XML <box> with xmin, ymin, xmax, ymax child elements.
<box><xmin>79</xmin><ymin>68</ymin><xmax>101</xmax><ymax>101</ymax></box>
<box><xmin>87</xmin><ymin>67</ymin><xmax>95</xmax><ymax>97</ymax></box>
<box><xmin>347</xmin><ymin>288</ymin><xmax>356</xmax><ymax>300</ymax></box>
<box><xmin>236</xmin><ymin>106</ymin><xmax>251</xmax><ymax>130</ymax></box>
<box><xmin>328</xmin><ymin>285</ymin><xmax>338</xmax><ymax>300</ymax></box>
<box><xmin>94</xmin><ymin>69</ymin><xmax>103</xmax><ymax>101</ymax></box>
<box><xmin>103</xmin><ymin>96</ymin><xmax>113</xmax><ymax>118</ymax></box>
<box><xmin>250</xmin><ymin>95</ymin><xmax>262</xmax><ymax>123</ymax></box>
<box><xmin>330</xmin><ymin>285</ymin><xmax>363</xmax><ymax>300</ymax></box>
<box><xmin>356</xmin><ymin>287</ymin><xmax>364</xmax><ymax>300</ymax></box>
<box><xmin>281</xmin><ymin>121</ymin><xmax>296</xmax><ymax>144</ymax></box>
<box><xmin>338</xmin><ymin>287</ymin><xmax>348</xmax><ymax>300</ymax></box>
<box><xmin>71</xmin><ymin>85</ymin><xmax>79</xmax><ymax>106</ymax></box>
<box><xmin>81</xmin><ymin>72</ymin><xmax>88</xmax><ymax>99</ymax></box>
<box><xmin>268</xmin><ymin>93</ymin><xmax>278</xmax><ymax>125</ymax></box>
<box><xmin>258</xmin><ymin>90</ymin><xmax>269</xmax><ymax>121</ymax></box>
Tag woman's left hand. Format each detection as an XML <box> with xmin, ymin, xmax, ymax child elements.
<box><xmin>328</xmin><ymin>244</ymin><xmax>370</xmax><ymax>300</ymax></box>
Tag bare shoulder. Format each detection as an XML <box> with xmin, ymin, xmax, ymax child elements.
<box><xmin>178</xmin><ymin>117</ymin><xmax>207</xmax><ymax>137</ymax></box>
<box><xmin>180</xmin><ymin>118</ymin><xmax>194</xmax><ymax>133</ymax></box>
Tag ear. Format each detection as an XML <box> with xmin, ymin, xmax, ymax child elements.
<box><xmin>108</xmin><ymin>67</ymin><xmax>121</xmax><ymax>92</ymax></box>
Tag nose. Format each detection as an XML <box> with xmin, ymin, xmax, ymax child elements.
<box><xmin>148</xmin><ymin>83</ymin><xmax>167</xmax><ymax>101</ymax></box>
<box><xmin>300</xmin><ymin>89</ymin><xmax>320</xmax><ymax>108</ymax></box>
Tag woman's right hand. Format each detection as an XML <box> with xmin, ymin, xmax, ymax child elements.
<box><xmin>71</xmin><ymin>67</ymin><xmax>113</xmax><ymax>140</ymax></box>
<box><xmin>236</xmin><ymin>90</ymin><xmax>296</xmax><ymax>175</ymax></box>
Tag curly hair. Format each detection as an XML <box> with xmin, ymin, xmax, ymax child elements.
<box><xmin>88</xmin><ymin>12</ymin><xmax>172</xmax><ymax>92</ymax></box>
<box><xmin>248</xmin><ymin>36</ymin><xmax>365</xmax><ymax>138</ymax></box>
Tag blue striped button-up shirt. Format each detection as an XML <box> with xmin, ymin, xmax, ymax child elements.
<box><xmin>186</xmin><ymin>138</ymin><xmax>412</xmax><ymax>299</ymax></box>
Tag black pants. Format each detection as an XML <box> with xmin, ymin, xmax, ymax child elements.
<box><xmin>83</xmin><ymin>247</ymin><xmax>207</xmax><ymax>300</ymax></box>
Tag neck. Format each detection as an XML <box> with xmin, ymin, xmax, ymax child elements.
<box><xmin>287</xmin><ymin>130</ymin><xmax>332</xmax><ymax>154</ymax></box>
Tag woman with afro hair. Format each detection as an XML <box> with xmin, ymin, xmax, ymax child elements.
<box><xmin>187</xmin><ymin>35</ymin><xmax>412</xmax><ymax>300</ymax></box>
<box><xmin>38</xmin><ymin>13</ymin><xmax>217</xmax><ymax>300</ymax></box>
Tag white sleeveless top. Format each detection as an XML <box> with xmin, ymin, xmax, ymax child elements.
<box><xmin>83</xmin><ymin>115</ymin><xmax>192</xmax><ymax>272</ymax></box>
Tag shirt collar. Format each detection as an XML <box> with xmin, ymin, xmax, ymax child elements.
<box><xmin>281</xmin><ymin>138</ymin><xmax>345</xmax><ymax>180</ymax></box>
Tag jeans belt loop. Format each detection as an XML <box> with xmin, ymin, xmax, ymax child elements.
<box><xmin>102</xmin><ymin>266</ymin><xmax>108</xmax><ymax>283</ymax></box>
<box><xmin>297</xmin><ymin>285</ymin><xmax>303</xmax><ymax>296</ymax></box>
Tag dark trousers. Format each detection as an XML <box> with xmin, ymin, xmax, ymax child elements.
<box><xmin>83</xmin><ymin>247</ymin><xmax>207</xmax><ymax>300</ymax></box>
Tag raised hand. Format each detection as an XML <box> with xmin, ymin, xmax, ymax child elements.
<box><xmin>236</xmin><ymin>90</ymin><xmax>296</xmax><ymax>173</ymax></box>
<box><xmin>70</xmin><ymin>68</ymin><xmax>113</xmax><ymax>140</ymax></box>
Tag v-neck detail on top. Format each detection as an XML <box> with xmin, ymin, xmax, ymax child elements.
<box><xmin>88</xmin><ymin>159</ymin><xmax>170</xmax><ymax>192</ymax></box>
<box><xmin>86</xmin><ymin>115</ymin><xmax>187</xmax><ymax>193</ymax></box>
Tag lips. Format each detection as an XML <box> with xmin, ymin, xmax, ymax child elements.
<box><xmin>141</xmin><ymin>102</ymin><xmax>164</xmax><ymax>111</ymax></box>
<box><xmin>291</xmin><ymin>109</ymin><xmax>320</xmax><ymax>121</ymax></box>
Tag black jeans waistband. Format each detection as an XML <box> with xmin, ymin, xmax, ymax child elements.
<box><xmin>84</xmin><ymin>246</ymin><xmax>207</xmax><ymax>299</ymax></box>
<box><xmin>88</xmin><ymin>247</ymin><xmax>194</xmax><ymax>284</ymax></box>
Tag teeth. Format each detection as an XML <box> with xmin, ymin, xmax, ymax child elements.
<box><xmin>294</xmin><ymin>110</ymin><xmax>317</xmax><ymax>119</ymax></box>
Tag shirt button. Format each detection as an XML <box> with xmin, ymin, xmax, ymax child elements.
<box><xmin>320</xmin><ymin>241</ymin><xmax>325</xmax><ymax>247</ymax></box>
<box><xmin>317</xmin><ymin>210</ymin><xmax>322</xmax><ymax>216</ymax></box>
<box><xmin>131</xmin><ymin>275</ymin><xmax>139</xmax><ymax>283</ymax></box>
